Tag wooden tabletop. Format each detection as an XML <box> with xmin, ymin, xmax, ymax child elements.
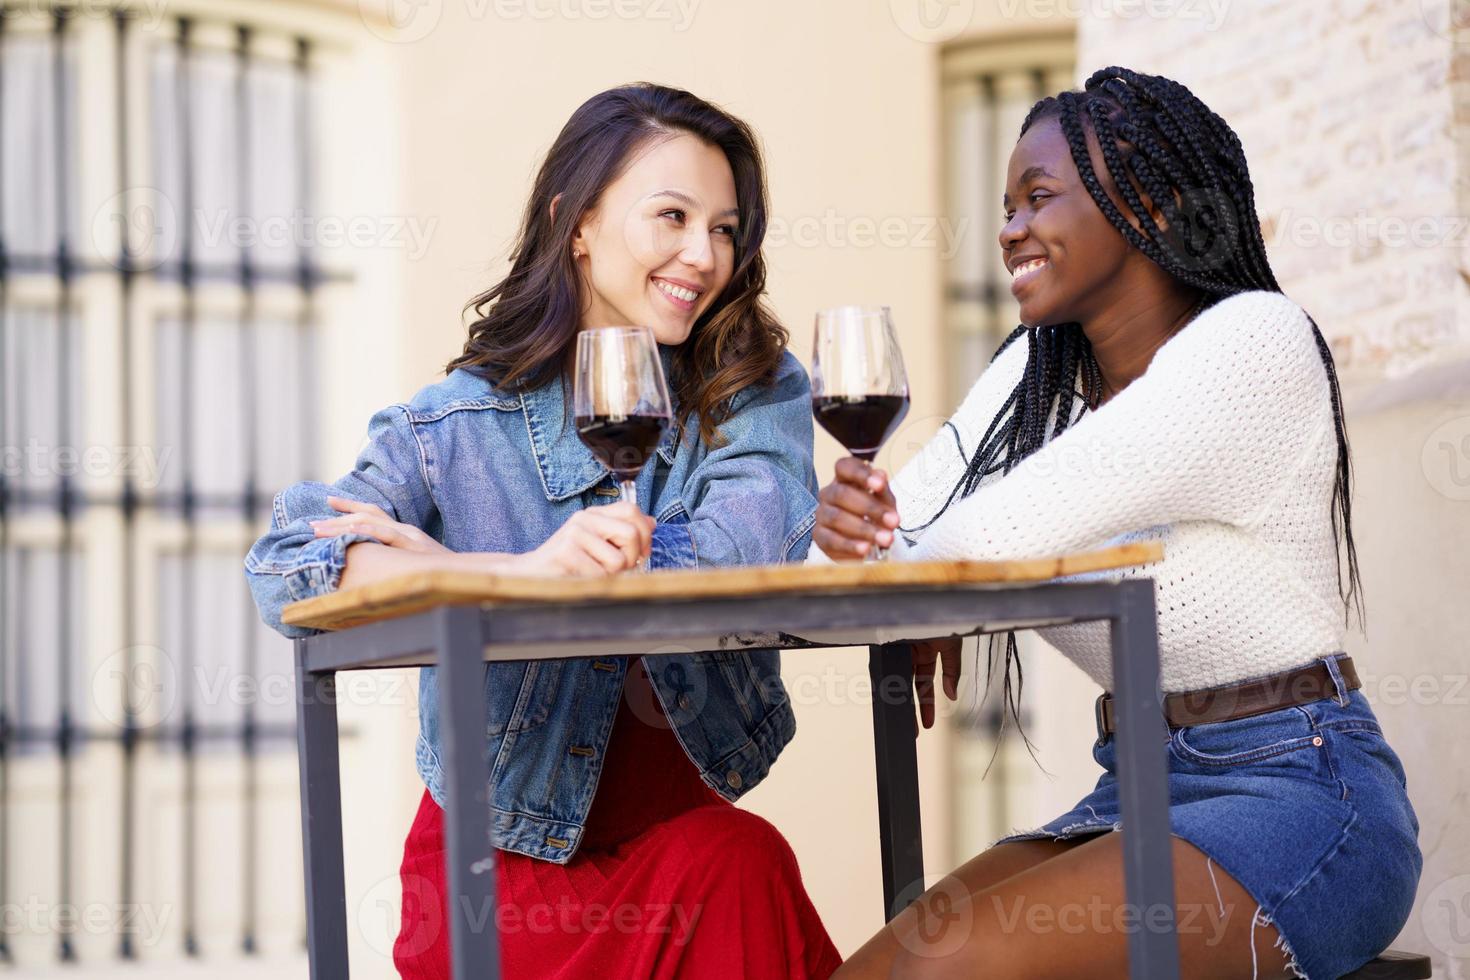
<box><xmin>281</xmin><ymin>541</ymin><xmax>1163</xmax><ymax>632</ymax></box>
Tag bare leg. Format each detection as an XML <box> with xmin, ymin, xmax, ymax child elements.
<box><xmin>838</xmin><ymin>837</ymin><xmax>1088</xmax><ymax>977</ymax></box>
<box><xmin>838</xmin><ymin>834</ymin><xmax>1295</xmax><ymax>980</ymax></box>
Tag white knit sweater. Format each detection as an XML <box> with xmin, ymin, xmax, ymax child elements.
<box><xmin>812</xmin><ymin>290</ymin><xmax>1348</xmax><ymax>694</ymax></box>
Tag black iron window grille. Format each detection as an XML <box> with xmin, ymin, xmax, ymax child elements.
<box><xmin>0</xmin><ymin>2</ymin><xmax>350</xmax><ymax>966</ymax></box>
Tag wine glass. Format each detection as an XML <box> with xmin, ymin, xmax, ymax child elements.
<box><xmin>574</xmin><ymin>326</ymin><xmax>672</xmax><ymax>568</ymax></box>
<box><xmin>811</xmin><ymin>306</ymin><xmax>911</xmax><ymax>560</ymax></box>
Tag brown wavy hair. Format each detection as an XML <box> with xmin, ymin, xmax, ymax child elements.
<box><xmin>446</xmin><ymin>83</ymin><xmax>787</xmax><ymax>446</ymax></box>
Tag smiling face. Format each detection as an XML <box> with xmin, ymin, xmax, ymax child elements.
<box><xmin>571</xmin><ymin>132</ymin><xmax>739</xmax><ymax>346</ymax></box>
<box><xmin>999</xmin><ymin>116</ymin><xmax>1152</xmax><ymax>328</ymax></box>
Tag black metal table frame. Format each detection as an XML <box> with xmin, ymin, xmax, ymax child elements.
<box><xmin>293</xmin><ymin>577</ymin><xmax>1179</xmax><ymax>979</ymax></box>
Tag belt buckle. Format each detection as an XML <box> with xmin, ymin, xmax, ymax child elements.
<box><xmin>1094</xmin><ymin>692</ymin><xmax>1110</xmax><ymax>746</ymax></box>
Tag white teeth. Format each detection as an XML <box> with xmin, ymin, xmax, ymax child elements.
<box><xmin>1009</xmin><ymin>258</ymin><xmax>1047</xmax><ymax>280</ymax></box>
<box><xmin>655</xmin><ymin>280</ymin><xmax>699</xmax><ymax>303</ymax></box>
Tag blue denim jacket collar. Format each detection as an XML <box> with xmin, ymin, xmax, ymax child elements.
<box><xmin>517</xmin><ymin>364</ymin><xmax>681</xmax><ymax>502</ymax></box>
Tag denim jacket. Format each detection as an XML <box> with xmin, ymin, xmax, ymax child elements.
<box><xmin>244</xmin><ymin>349</ymin><xmax>818</xmax><ymax>863</ymax></box>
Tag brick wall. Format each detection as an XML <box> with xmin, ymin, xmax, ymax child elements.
<box><xmin>1077</xmin><ymin>0</ymin><xmax>1469</xmax><ymax>387</ymax></box>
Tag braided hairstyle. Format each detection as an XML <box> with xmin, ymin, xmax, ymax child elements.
<box><xmin>921</xmin><ymin>67</ymin><xmax>1361</xmax><ymax>745</ymax></box>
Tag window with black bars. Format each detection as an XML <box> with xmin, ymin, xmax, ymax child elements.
<box><xmin>0</xmin><ymin>2</ymin><xmax>347</xmax><ymax>966</ymax></box>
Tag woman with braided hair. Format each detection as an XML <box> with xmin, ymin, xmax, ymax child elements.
<box><xmin>819</xmin><ymin>68</ymin><xmax>1421</xmax><ymax>978</ymax></box>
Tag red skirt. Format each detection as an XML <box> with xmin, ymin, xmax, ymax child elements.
<box><xmin>393</xmin><ymin>663</ymin><xmax>842</xmax><ymax>979</ymax></box>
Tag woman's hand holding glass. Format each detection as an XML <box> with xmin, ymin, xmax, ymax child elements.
<box><xmin>517</xmin><ymin>503</ymin><xmax>653</xmax><ymax>576</ymax></box>
<box><xmin>813</xmin><ymin>457</ymin><xmax>901</xmax><ymax>561</ymax></box>
<box><xmin>312</xmin><ymin>494</ymin><xmax>653</xmax><ymax>577</ymax></box>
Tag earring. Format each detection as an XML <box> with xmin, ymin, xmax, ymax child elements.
<box><xmin>572</xmin><ymin>247</ymin><xmax>585</xmax><ymax>259</ymax></box>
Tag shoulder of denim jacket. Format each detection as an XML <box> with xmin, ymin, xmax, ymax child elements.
<box><xmin>723</xmin><ymin>349</ymin><xmax>811</xmax><ymax>417</ymax></box>
<box><xmin>771</xmin><ymin>349</ymin><xmax>811</xmax><ymax>393</ymax></box>
<box><xmin>404</xmin><ymin>366</ymin><xmax>522</xmax><ymax>422</ymax></box>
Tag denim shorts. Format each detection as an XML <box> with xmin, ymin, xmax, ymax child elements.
<box><xmin>996</xmin><ymin>657</ymin><xmax>1422</xmax><ymax>979</ymax></box>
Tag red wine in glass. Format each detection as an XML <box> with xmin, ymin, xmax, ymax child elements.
<box><xmin>574</xmin><ymin>414</ymin><xmax>668</xmax><ymax>479</ymax></box>
<box><xmin>811</xmin><ymin>306</ymin><xmax>910</xmax><ymax>559</ymax></box>
<box><xmin>812</xmin><ymin>394</ymin><xmax>910</xmax><ymax>463</ymax></box>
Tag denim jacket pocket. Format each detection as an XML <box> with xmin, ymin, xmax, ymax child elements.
<box><xmin>737</xmin><ymin>649</ymin><xmax>788</xmax><ymax>712</ymax></box>
<box><xmin>489</xmin><ymin>660</ymin><xmax>564</xmax><ymax>735</ymax></box>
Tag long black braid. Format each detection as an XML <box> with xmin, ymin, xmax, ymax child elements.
<box><xmin>916</xmin><ymin>67</ymin><xmax>1362</xmax><ymax>745</ymax></box>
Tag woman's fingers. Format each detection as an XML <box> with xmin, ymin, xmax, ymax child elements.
<box><xmin>574</xmin><ymin>511</ymin><xmax>644</xmax><ymax>567</ymax></box>
<box><xmin>814</xmin><ymin>456</ymin><xmax>903</xmax><ymax>562</ymax></box>
<box><xmin>833</xmin><ymin>458</ymin><xmax>898</xmax><ymax>508</ymax></box>
<box><xmin>833</xmin><ymin>456</ymin><xmax>870</xmax><ymax>486</ymax></box>
<box><xmin>816</xmin><ymin>501</ymin><xmax>885</xmax><ymax>548</ymax></box>
<box><xmin>599</xmin><ymin>502</ymin><xmax>655</xmax><ymax>556</ymax></box>
<box><xmin>528</xmin><ymin>503</ymin><xmax>655</xmax><ymax>579</ymax></box>
<box><xmin>820</xmin><ymin>481</ymin><xmax>899</xmax><ymax>534</ymax></box>
<box><xmin>939</xmin><ymin>639</ymin><xmax>963</xmax><ymax>701</ymax></box>
<box><xmin>311</xmin><ymin>514</ymin><xmax>387</xmax><ymax>535</ymax></box>
<box><xmin>911</xmin><ymin>639</ymin><xmax>964</xmax><ymax>732</ymax></box>
<box><xmin>313</xmin><ymin>516</ymin><xmax>407</xmax><ymax>544</ymax></box>
<box><xmin>319</xmin><ymin>521</ymin><xmax>393</xmax><ymax>545</ymax></box>
<box><xmin>814</xmin><ymin>478</ymin><xmax>900</xmax><ymax>558</ymax></box>
<box><xmin>313</xmin><ymin>516</ymin><xmax>387</xmax><ymax>538</ymax></box>
<box><xmin>812</xmin><ymin>524</ymin><xmax>869</xmax><ymax>561</ymax></box>
<box><xmin>598</xmin><ymin>504</ymin><xmax>654</xmax><ymax>554</ymax></box>
<box><xmin>325</xmin><ymin>495</ymin><xmax>389</xmax><ymax>519</ymax></box>
<box><xmin>311</xmin><ymin>513</ymin><xmax>451</xmax><ymax>557</ymax></box>
<box><xmin>912</xmin><ymin>642</ymin><xmax>939</xmax><ymax>730</ymax></box>
<box><xmin>571</xmin><ymin>527</ymin><xmax>629</xmax><ymax>575</ymax></box>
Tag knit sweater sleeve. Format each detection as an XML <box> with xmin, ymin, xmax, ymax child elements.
<box><xmin>908</xmin><ymin>291</ymin><xmax>1333</xmax><ymax>563</ymax></box>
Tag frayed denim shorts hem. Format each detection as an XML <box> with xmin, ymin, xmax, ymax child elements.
<box><xmin>992</xmin><ymin>686</ymin><xmax>1422</xmax><ymax>980</ymax></box>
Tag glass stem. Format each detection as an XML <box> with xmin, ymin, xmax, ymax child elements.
<box><xmin>864</xmin><ymin>457</ymin><xmax>890</xmax><ymax>562</ymax></box>
<box><xmin>619</xmin><ymin>478</ymin><xmax>648</xmax><ymax>572</ymax></box>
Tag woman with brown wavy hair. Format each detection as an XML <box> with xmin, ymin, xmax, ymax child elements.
<box><xmin>245</xmin><ymin>83</ymin><xmax>839</xmax><ymax>978</ymax></box>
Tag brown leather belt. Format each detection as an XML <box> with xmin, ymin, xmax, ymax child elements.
<box><xmin>1095</xmin><ymin>655</ymin><xmax>1359</xmax><ymax>742</ymax></box>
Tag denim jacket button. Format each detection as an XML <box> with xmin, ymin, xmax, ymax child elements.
<box><xmin>725</xmin><ymin>770</ymin><xmax>743</xmax><ymax>790</ymax></box>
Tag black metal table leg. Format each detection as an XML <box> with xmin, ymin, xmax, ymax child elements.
<box><xmin>869</xmin><ymin>642</ymin><xmax>926</xmax><ymax>920</ymax></box>
<box><xmin>295</xmin><ymin>639</ymin><xmax>349</xmax><ymax>979</ymax></box>
<box><xmin>1108</xmin><ymin>579</ymin><xmax>1180</xmax><ymax>980</ymax></box>
<box><xmin>434</xmin><ymin>606</ymin><xmax>500</xmax><ymax>980</ymax></box>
